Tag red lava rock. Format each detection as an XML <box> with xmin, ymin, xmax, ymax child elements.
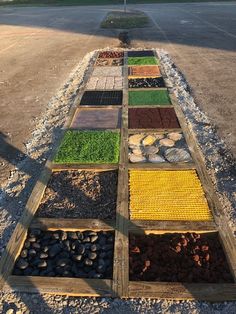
<box><xmin>131</xmin><ymin>246</ymin><xmax>140</xmax><ymax>254</ymax></box>
<box><xmin>129</xmin><ymin>233</ymin><xmax>233</xmax><ymax>283</ymax></box>
<box><xmin>193</xmin><ymin>254</ymin><xmax>200</xmax><ymax>262</ymax></box>
<box><xmin>98</xmin><ymin>51</ymin><xmax>124</xmax><ymax>59</ymax></box>
<box><xmin>201</xmin><ymin>245</ymin><xmax>209</xmax><ymax>251</ymax></box>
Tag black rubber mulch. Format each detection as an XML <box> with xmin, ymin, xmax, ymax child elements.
<box><xmin>129</xmin><ymin>77</ymin><xmax>166</xmax><ymax>88</ymax></box>
<box><xmin>127</xmin><ymin>50</ymin><xmax>155</xmax><ymax>57</ymax></box>
<box><xmin>80</xmin><ymin>91</ymin><xmax>123</xmax><ymax>106</ymax></box>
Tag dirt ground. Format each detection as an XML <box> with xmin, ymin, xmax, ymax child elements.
<box><xmin>0</xmin><ymin>2</ymin><xmax>236</xmax><ymax>185</ymax></box>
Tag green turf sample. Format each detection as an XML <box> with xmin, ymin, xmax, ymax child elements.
<box><xmin>129</xmin><ymin>90</ymin><xmax>172</xmax><ymax>106</ymax></box>
<box><xmin>128</xmin><ymin>57</ymin><xmax>159</xmax><ymax>65</ymax></box>
<box><xmin>54</xmin><ymin>130</ymin><xmax>120</xmax><ymax>164</ymax></box>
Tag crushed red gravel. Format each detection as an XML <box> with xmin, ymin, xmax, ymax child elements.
<box><xmin>128</xmin><ymin>108</ymin><xmax>181</xmax><ymax>129</ymax></box>
<box><xmin>129</xmin><ymin>232</ymin><xmax>234</xmax><ymax>283</ymax></box>
<box><xmin>36</xmin><ymin>170</ymin><xmax>118</xmax><ymax>219</ymax></box>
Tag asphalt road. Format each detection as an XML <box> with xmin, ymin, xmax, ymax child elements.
<box><xmin>0</xmin><ymin>2</ymin><xmax>236</xmax><ymax>184</ymax></box>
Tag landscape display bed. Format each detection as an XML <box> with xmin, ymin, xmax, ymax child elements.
<box><xmin>53</xmin><ymin>130</ymin><xmax>120</xmax><ymax>164</ymax></box>
<box><xmin>129</xmin><ymin>90</ymin><xmax>172</xmax><ymax>106</ymax></box>
<box><xmin>128</xmin><ymin>50</ymin><xmax>155</xmax><ymax>57</ymax></box>
<box><xmin>129</xmin><ymin>170</ymin><xmax>213</xmax><ymax>221</ymax></box>
<box><xmin>36</xmin><ymin>170</ymin><xmax>118</xmax><ymax>219</ymax></box>
<box><xmin>129</xmin><ymin>232</ymin><xmax>233</xmax><ymax>283</ymax></box>
<box><xmin>13</xmin><ymin>229</ymin><xmax>115</xmax><ymax>280</ymax></box>
<box><xmin>2</xmin><ymin>49</ymin><xmax>236</xmax><ymax>301</ymax></box>
<box><xmin>128</xmin><ymin>65</ymin><xmax>161</xmax><ymax>78</ymax></box>
<box><xmin>128</xmin><ymin>57</ymin><xmax>159</xmax><ymax>66</ymax></box>
<box><xmin>80</xmin><ymin>90</ymin><xmax>123</xmax><ymax>106</ymax></box>
<box><xmin>128</xmin><ymin>108</ymin><xmax>181</xmax><ymax>129</ymax></box>
<box><xmin>129</xmin><ymin>77</ymin><xmax>165</xmax><ymax>89</ymax></box>
<box><xmin>70</xmin><ymin>108</ymin><xmax>122</xmax><ymax>129</ymax></box>
<box><xmin>128</xmin><ymin>132</ymin><xmax>192</xmax><ymax>163</ymax></box>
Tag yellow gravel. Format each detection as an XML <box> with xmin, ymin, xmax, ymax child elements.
<box><xmin>129</xmin><ymin>170</ymin><xmax>213</xmax><ymax>221</ymax></box>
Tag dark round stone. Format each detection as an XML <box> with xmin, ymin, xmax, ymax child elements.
<box><xmin>49</xmin><ymin>244</ymin><xmax>62</xmax><ymax>258</ymax></box>
<box><xmin>62</xmin><ymin>270</ymin><xmax>73</xmax><ymax>277</ymax></box>
<box><xmin>28</xmin><ymin>236</ymin><xmax>36</xmax><ymax>243</ymax></box>
<box><xmin>20</xmin><ymin>249</ymin><xmax>28</xmax><ymax>258</ymax></box>
<box><xmin>88</xmin><ymin>252</ymin><xmax>97</xmax><ymax>260</ymax></box>
<box><xmin>83</xmin><ymin>237</ymin><xmax>90</xmax><ymax>243</ymax></box>
<box><xmin>68</xmin><ymin>232</ymin><xmax>78</xmax><ymax>240</ymax></box>
<box><xmin>90</xmin><ymin>235</ymin><xmax>98</xmax><ymax>243</ymax></box>
<box><xmin>77</xmin><ymin>231</ymin><xmax>84</xmax><ymax>240</ymax></box>
<box><xmin>56</xmin><ymin>258</ymin><xmax>70</xmax><ymax>267</ymax></box>
<box><xmin>84</xmin><ymin>258</ymin><xmax>93</xmax><ymax>266</ymax></box>
<box><xmin>24</xmin><ymin>241</ymin><xmax>31</xmax><ymax>249</ymax></box>
<box><xmin>16</xmin><ymin>258</ymin><xmax>29</xmax><ymax>270</ymax></box>
<box><xmin>52</xmin><ymin>232</ymin><xmax>60</xmax><ymax>240</ymax></box>
<box><xmin>73</xmin><ymin>255</ymin><xmax>82</xmax><ymax>262</ymax></box>
<box><xmin>97</xmin><ymin>264</ymin><xmax>106</xmax><ymax>274</ymax></box>
<box><xmin>91</xmin><ymin>244</ymin><xmax>99</xmax><ymax>252</ymax></box>
<box><xmin>60</xmin><ymin>231</ymin><xmax>67</xmax><ymax>241</ymax></box>
<box><xmin>42</xmin><ymin>246</ymin><xmax>49</xmax><ymax>253</ymax></box>
<box><xmin>28</xmin><ymin>249</ymin><xmax>37</xmax><ymax>256</ymax></box>
<box><xmin>77</xmin><ymin>244</ymin><xmax>85</xmax><ymax>255</ymax></box>
<box><xmin>40</xmin><ymin>253</ymin><xmax>48</xmax><ymax>259</ymax></box>
<box><xmin>32</xmin><ymin>243</ymin><xmax>41</xmax><ymax>250</ymax></box>
<box><xmin>37</xmin><ymin>260</ymin><xmax>47</xmax><ymax>268</ymax></box>
<box><xmin>99</xmin><ymin>252</ymin><xmax>106</xmax><ymax>259</ymax></box>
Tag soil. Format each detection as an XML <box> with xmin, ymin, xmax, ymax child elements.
<box><xmin>36</xmin><ymin>170</ymin><xmax>118</xmax><ymax>219</ymax></box>
<box><xmin>71</xmin><ymin>108</ymin><xmax>121</xmax><ymax>129</ymax></box>
<box><xmin>129</xmin><ymin>77</ymin><xmax>165</xmax><ymax>88</ymax></box>
<box><xmin>13</xmin><ymin>229</ymin><xmax>114</xmax><ymax>279</ymax></box>
<box><xmin>80</xmin><ymin>91</ymin><xmax>123</xmax><ymax>106</ymax></box>
<box><xmin>128</xmin><ymin>108</ymin><xmax>180</xmax><ymax>129</ymax></box>
<box><xmin>129</xmin><ymin>232</ymin><xmax>233</xmax><ymax>283</ymax></box>
<box><xmin>98</xmin><ymin>51</ymin><xmax>124</xmax><ymax>59</ymax></box>
<box><xmin>128</xmin><ymin>65</ymin><xmax>161</xmax><ymax>77</ymax></box>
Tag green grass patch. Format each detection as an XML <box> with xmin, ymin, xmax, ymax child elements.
<box><xmin>129</xmin><ymin>90</ymin><xmax>172</xmax><ymax>106</ymax></box>
<box><xmin>128</xmin><ymin>57</ymin><xmax>159</xmax><ymax>65</ymax></box>
<box><xmin>54</xmin><ymin>130</ymin><xmax>120</xmax><ymax>164</ymax></box>
<box><xmin>101</xmin><ymin>11</ymin><xmax>149</xmax><ymax>29</ymax></box>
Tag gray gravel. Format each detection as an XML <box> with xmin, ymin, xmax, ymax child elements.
<box><xmin>1</xmin><ymin>48</ymin><xmax>236</xmax><ymax>312</ymax></box>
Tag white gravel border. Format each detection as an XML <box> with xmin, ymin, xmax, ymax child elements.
<box><xmin>1</xmin><ymin>48</ymin><xmax>236</xmax><ymax>313</ymax></box>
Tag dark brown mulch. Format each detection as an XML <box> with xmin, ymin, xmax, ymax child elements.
<box><xmin>128</xmin><ymin>108</ymin><xmax>180</xmax><ymax>129</ymax></box>
<box><xmin>129</xmin><ymin>233</ymin><xmax>233</xmax><ymax>283</ymax></box>
<box><xmin>36</xmin><ymin>170</ymin><xmax>118</xmax><ymax>219</ymax></box>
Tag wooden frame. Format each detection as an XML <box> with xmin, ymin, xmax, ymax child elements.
<box><xmin>1</xmin><ymin>49</ymin><xmax>236</xmax><ymax>301</ymax></box>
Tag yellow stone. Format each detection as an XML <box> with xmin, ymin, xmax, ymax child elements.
<box><xmin>142</xmin><ymin>135</ymin><xmax>156</xmax><ymax>146</ymax></box>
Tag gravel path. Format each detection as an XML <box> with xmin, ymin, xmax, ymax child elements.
<box><xmin>1</xmin><ymin>48</ymin><xmax>236</xmax><ymax>313</ymax></box>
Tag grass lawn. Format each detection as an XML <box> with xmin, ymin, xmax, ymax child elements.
<box><xmin>54</xmin><ymin>130</ymin><xmax>120</xmax><ymax>164</ymax></box>
<box><xmin>0</xmin><ymin>0</ymin><xmax>232</xmax><ymax>6</ymax></box>
<box><xmin>129</xmin><ymin>90</ymin><xmax>172</xmax><ymax>106</ymax></box>
<box><xmin>128</xmin><ymin>57</ymin><xmax>159</xmax><ymax>66</ymax></box>
<box><xmin>101</xmin><ymin>11</ymin><xmax>149</xmax><ymax>29</ymax></box>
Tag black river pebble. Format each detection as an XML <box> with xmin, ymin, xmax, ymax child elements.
<box><xmin>13</xmin><ymin>229</ymin><xmax>114</xmax><ymax>279</ymax></box>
